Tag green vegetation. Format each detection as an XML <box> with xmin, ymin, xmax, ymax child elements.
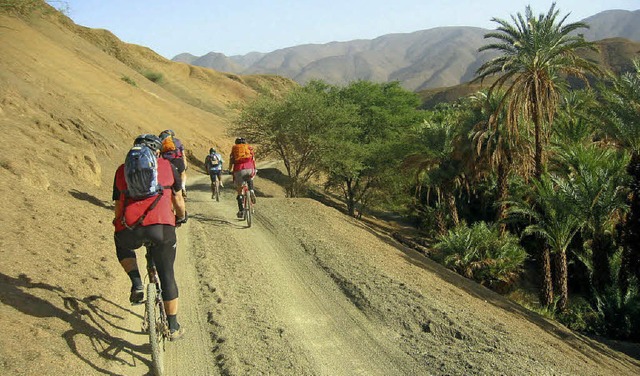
<box><xmin>232</xmin><ymin>3</ymin><xmax>640</xmax><ymax>342</ymax></box>
<box><xmin>433</xmin><ymin>222</ymin><xmax>527</xmax><ymax>291</ymax></box>
<box><xmin>143</xmin><ymin>70</ymin><xmax>164</xmax><ymax>83</ymax></box>
<box><xmin>121</xmin><ymin>75</ymin><xmax>137</xmax><ymax>87</ymax></box>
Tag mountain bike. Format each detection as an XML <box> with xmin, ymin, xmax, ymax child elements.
<box><xmin>241</xmin><ymin>181</ymin><xmax>255</xmax><ymax>227</ymax></box>
<box><xmin>211</xmin><ymin>177</ymin><xmax>220</xmax><ymax>202</ymax></box>
<box><xmin>140</xmin><ymin>250</ymin><xmax>169</xmax><ymax>376</ymax></box>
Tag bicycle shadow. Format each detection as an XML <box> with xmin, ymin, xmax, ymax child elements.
<box><xmin>0</xmin><ymin>272</ymin><xmax>152</xmax><ymax>375</ymax></box>
<box><xmin>190</xmin><ymin>213</ymin><xmax>246</xmax><ymax>229</ymax></box>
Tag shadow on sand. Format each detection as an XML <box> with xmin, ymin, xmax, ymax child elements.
<box><xmin>0</xmin><ymin>272</ymin><xmax>152</xmax><ymax>375</ymax></box>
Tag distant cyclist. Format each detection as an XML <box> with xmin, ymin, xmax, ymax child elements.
<box><xmin>112</xmin><ymin>134</ymin><xmax>187</xmax><ymax>341</ymax></box>
<box><xmin>229</xmin><ymin>137</ymin><xmax>256</xmax><ymax>218</ymax></box>
<box><xmin>159</xmin><ymin>129</ymin><xmax>188</xmax><ymax>197</ymax></box>
<box><xmin>204</xmin><ymin>147</ymin><xmax>224</xmax><ymax>191</ymax></box>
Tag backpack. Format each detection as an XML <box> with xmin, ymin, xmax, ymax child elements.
<box><xmin>161</xmin><ymin>134</ymin><xmax>176</xmax><ymax>152</ymax></box>
<box><xmin>121</xmin><ymin>145</ymin><xmax>169</xmax><ymax>229</ymax></box>
<box><xmin>207</xmin><ymin>153</ymin><xmax>220</xmax><ymax>168</ymax></box>
<box><xmin>232</xmin><ymin>143</ymin><xmax>252</xmax><ymax>162</ymax></box>
<box><xmin>160</xmin><ymin>134</ymin><xmax>184</xmax><ymax>159</ymax></box>
<box><xmin>124</xmin><ymin>145</ymin><xmax>162</xmax><ymax>199</ymax></box>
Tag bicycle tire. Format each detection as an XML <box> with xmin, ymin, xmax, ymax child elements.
<box><xmin>147</xmin><ymin>283</ymin><xmax>165</xmax><ymax>376</ymax></box>
<box><xmin>244</xmin><ymin>188</ymin><xmax>252</xmax><ymax>227</ymax></box>
<box><xmin>215</xmin><ymin>181</ymin><xmax>220</xmax><ymax>202</ymax></box>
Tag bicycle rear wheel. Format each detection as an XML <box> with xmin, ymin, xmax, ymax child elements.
<box><xmin>146</xmin><ymin>283</ymin><xmax>165</xmax><ymax>375</ymax></box>
<box><xmin>244</xmin><ymin>192</ymin><xmax>252</xmax><ymax>228</ymax></box>
<box><xmin>215</xmin><ymin>181</ymin><xmax>220</xmax><ymax>202</ymax></box>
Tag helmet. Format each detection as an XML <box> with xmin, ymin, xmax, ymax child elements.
<box><xmin>235</xmin><ymin>137</ymin><xmax>246</xmax><ymax>144</ymax></box>
<box><xmin>209</xmin><ymin>148</ymin><xmax>216</xmax><ymax>154</ymax></box>
<box><xmin>133</xmin><ymin>134</ymin><xmax>162</xmax><ymax>151</ymax></box>
<box><xmin>160</xmin><ymin>129</ymin><xmax>175</xmax><ymax>137</ymax></box>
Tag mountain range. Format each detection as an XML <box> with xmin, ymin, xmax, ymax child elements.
<box><xmin>173</xmin><ymin>9</ymin><xmax>640</xmax><ymax>91</ymax></box>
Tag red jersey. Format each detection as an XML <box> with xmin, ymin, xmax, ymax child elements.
<box><xmin>113</xmin><ymin>158</ymin><xmax>177</xmax><ymax>232</ymax></box>
<box><xmin>230</xmin><ymin>145</ymin><xmax>256</xmax><ymax>172</ymax></box>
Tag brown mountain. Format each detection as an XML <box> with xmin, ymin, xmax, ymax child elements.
<box><xmin>418</xmin><ymin>37</ymin><xmax>640</xmax><ymax>109</ymax></box>
<box><xmin>2</xmin><ymin>2</ymin><xmax>640</xmax><ymax>375</ymax></box>
<box><xmin>176</xmin><ymin>9</ymin><xmax>640</xmax><ymax>91</ymax></box>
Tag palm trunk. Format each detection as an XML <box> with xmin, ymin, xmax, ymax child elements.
<box><xmin>540</xmin><ymin>246</ymin><xmax>554</xmax><ymax>307</ymax></box>
<box><xmin>592</xmin><ymin>233</ymin><xmax>612</xmax><ymax>294</ymax></box>
<box><xmin>445</xmin><ymin>191</ymin><xmax>459</xmax><ymax>227</ymax></box>
<box><xmin>555</xmin><ymin>249</ymin><xmax>568</xmax><ymax>312</ymax></box>
<box><xmin>496</xmin><ymin>160</ymin><xmax>510</xmax><ymax>235</ymax></box>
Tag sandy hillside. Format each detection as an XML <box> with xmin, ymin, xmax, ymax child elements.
<box><xmin>1</xmin><ymin>3</ymin><xmax>639</xmax><ymax>376</ymax></box>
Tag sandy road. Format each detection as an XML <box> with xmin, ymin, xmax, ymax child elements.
<box><xmin>115</xmin><ymin>171</ymin><xmax>640</xmax><ymax>376</ymax></box>
<box><xmin>178</xmin><ymin>173</ymin><xmax>420</xmax><ymax>375</ymax></box>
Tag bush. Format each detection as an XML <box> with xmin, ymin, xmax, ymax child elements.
<box><xmin>143</xmin><ymin>71</ymin><xmax>163</xmax><ymax>83</ymax></box>
<box><xmin>433</xmin><ymin>221</ymin><xmax>527</xmax><ymax>291</ymax></box>
<box><xmin>121</xmin><ymin>75</ymin><xmax>137</xmax><ymax>87</ymax></box>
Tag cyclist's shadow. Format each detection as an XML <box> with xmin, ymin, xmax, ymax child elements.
<box><xmin>191</xmin><ymin>213</ymin><xmax>247</xmax><ymax>229</ymax></box>
<box><xmin>0</xmin><ymin>272</ymin><xmax>152</xmax><ymax>375</ymax></box>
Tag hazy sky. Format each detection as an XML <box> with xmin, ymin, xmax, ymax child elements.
<box><xmin>55</xmin><ymin>0</ymin><xmax>639</xmax><ymax>59</ymax></box>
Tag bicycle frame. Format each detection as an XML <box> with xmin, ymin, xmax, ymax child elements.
<box><xmin>241</xmin><ymin>182</ymin><xmax>254</xmax><ymax>227</ymax></box>
<box><xmin>142</xmin><ymin>250</ymin><xmax>170</xmax><ymax>375</ymax></box>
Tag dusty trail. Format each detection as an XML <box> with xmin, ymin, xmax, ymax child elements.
<box><xmin>184</xmin><ymin>173</ymin><xmax>420</xmax><ymax>375</ymax></box>
<box><xmin>112</xmin><ymin>171</ymin><xmax>640</xmax><ymax>376</ymax></box>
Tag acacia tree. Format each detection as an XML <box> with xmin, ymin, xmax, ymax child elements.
<box><xmin>232</xmin><ymin>81</ymin><xmax>357</xmax><ymax>197</ymax></box>
<box><xmin>320</xmin><ymin>81</ymin><xmax>422</xmax><ymax>217</ymax></box>
<box><xmin>475</xmin><ymin>3</ymin><xmax>601</xmax><ymax>307</ymax></box>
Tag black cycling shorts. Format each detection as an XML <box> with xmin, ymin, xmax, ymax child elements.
<box><xmin>114</xmin><ymin>224</ymin><xmax>179</xmax><ymax>301</ymax></box>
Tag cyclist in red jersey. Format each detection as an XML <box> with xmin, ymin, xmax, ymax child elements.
<box><xmin>228</xmin><ymin>137</ymin><xmax>257</xmax><ymax>218</ymax></box>
<box><xmin>112</xmin><ymin>134</ymin><xmax>187</xmax><ymax>341</ymax></box>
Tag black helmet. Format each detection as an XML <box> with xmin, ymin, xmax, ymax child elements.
<box><xmin>160</xmin><ymin>129</ymin><xmax>175</xmax><ymax>137</ymax></box>
<box><xmin>134</xmin><ymin>134</ymin><xmax>162</xmax><ymax>151</ymax></box>
<box><xmin>235</xmin><ymin>137</ymin><xmax>246</xmax><ymax>144</ymax></box>
<box><xmin>209</xmin><ymin>148</ymin><xmax>216</xmax><ymax>154</ymax></box>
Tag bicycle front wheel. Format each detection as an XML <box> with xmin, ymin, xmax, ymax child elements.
<box><xmin>146</xmin><ymin>283</ymin><xmax>165</xmax><ymax>375</ymax></box>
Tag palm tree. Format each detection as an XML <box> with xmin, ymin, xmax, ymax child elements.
<box><xmin>507</xmin><ymin>174</ymin><xmax>583</xmax><ymax>311</ymax></box>
<box><xmin>554</xmin><ymin>144</ymin><xmax>628</xmax><ymax>295</ymax></box>
<box><xmin>468</xmin><ymin>91</ymin><xmax>533</xmax><ymax>234</ymax></box>
<box><xmin>475</xmin><ymin>3</ymin><xmax>601</xmax><ymax>306</ymax></box>
<box><xmin>599</xmin><ymin>60</ymin><xmax>640</xmax><ymax>295</ymax></box>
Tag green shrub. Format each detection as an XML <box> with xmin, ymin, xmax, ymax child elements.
<box><xmin>433</xmin><ymin>221</ymin><xmax>527</xmax><ymax>291</ymax></box>
<box><xmin>557</xmin><ymin>297</ymin><xmax>600</xmax><ymax>333</ymax></box>
<box><xmin>121</xmin><ymin>75</ymin><xmax>137</xmax><ymax>87</ymax></box>
<box><xmin>143</xmin><ymin>71</ymin><xmax>163</xmax><ymax>83</ymax></box>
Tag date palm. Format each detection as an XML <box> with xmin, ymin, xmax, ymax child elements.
<box><xmin>475</xmin><ymin>3</ymin><xmax>601</xmax><ymax>306</ymax></box>
<box><xmin>600</xmin><ymin>60</ymin><xmax>640</xmax><ymax>295</ymax></box>
<box><xmin>506</xmin><ymin>174</ymin><xmax>583</xmax><ymax>311</ymax></box>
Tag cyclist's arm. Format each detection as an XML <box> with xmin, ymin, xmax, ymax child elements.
<box><xmin>172</xmin><ymin>191</ymin><xmax>186</xmax><ymax>219</ymax></box>
<box><xmin>112</xmin><ymin>169</ymin><xmax>124</xmax><ymax>225</ymax></box>
<box><xmin>169</xmin><ymin>163</ymin><xmax>186</xmax><ymax>218</ymax></box>
<box><xmin>228</xmin><ymin>154</ymin><xmax>235</xmax><ymax>172</ymax></box>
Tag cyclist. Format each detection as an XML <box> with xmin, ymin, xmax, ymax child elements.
<box><xmin>159</xmin><ymin>129</ymin><xmax>188</xmax><ymax>197</ymax></box>
<box><xmin>112</xmin><ymin>134</ymin><xmax>187</xmax><ymax>341</ymax></box>
<box><xmin>204</xmin><ymin>147</ymin><xmax>224</xmax><ymax>196</ymax></box>
<box><xmin>228</xmin><ymin>137</ymin><xmax>256</xmax><ymax>218</ymax></box>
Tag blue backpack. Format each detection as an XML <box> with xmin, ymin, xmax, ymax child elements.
<box><xmin>124</xmin><ymin>145</ymin><xmax>162</xmax><ymax>199</ymax></box>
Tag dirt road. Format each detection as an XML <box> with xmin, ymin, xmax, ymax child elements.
<box><xmin>114</xmin><ymin>172</ymin><xmax>640</xmax><ymax>375</ymax></box>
